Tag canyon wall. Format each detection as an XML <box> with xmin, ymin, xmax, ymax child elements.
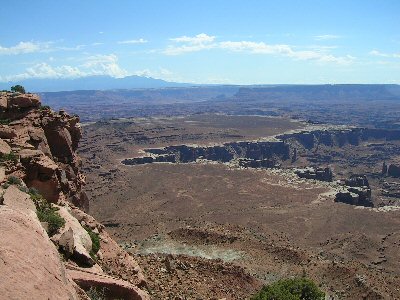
<box><xmin>123</xmin><ymin>127</ymin><xmax>400</xmax><ymax>167</ymax></box>
<box><xmin>0</xmin><ymin>91</ymin><xmax>149</xmax><ymax>299</ymax></box>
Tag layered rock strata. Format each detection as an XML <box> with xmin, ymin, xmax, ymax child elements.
<box><xmin>0</xmin><ymin>92</ymin><xmax>149</xmax><ymax>299</ymax></box>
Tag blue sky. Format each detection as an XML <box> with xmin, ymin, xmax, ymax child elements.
<box><xmin>0</xmin><ymin>0</ymin><xmax>399</xmax><ymax>84</ymax></box>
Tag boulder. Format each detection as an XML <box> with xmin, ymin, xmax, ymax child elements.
<box><xmin>0</xmin><ymin>138</ymin><xmax>11</xmax><ymax>155</ymax></box>
<box><xmin>0</xmin><ymin>125</ymin><xmax>17</xmax><ymax>139</ymax></box>
<box><xmin>28</xmin><ymin>127</ymin><xmax>52</xmax><ymax>157</ymax></box>
<box><xmin>35</xmin><ymin>155</ymin><xmax>59</xmax><ymax>178</ymax></box>
<box><xmin>0</xmin><ymin>206</ymin><xmax>79</xmax><ymax>299</ymax></box>
<box><xmin>52</xmin><ymin>206</ymin><xmax>94</xmax><ymax>267</ymax></box>
<box><xmin>8</xmin><ymin>93</ymin><xmax>41</xmax><ymax>109</ymax></box>
<box><xmin>3</xmin><ymin>185</ymin><xmax>36</xmax><ymax>214</ymax></box>
<box><xmin>69</xmin><ymin>207</ymin><xmax>147</xmax><ymax>288</ymax></box>
<box><xmin>44</xmin><ymin>125</ymin><xmax>74</xmax><ymax>161</ymax></box>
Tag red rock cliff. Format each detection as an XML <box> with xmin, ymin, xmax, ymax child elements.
<box><xmin>0</xmin><ymin>91</ymin><xmax>149</xmax><ymax>300</ymax></box>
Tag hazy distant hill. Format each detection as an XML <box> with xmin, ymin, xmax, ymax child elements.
<box><xmin>235</xmin><ymin>84</ymin><xmax>400</xmax><ymax>102</ymax></box>
<box><xmin>0</xmin><ymin>75</ymin><xmax>189</xmax><ymax>92</ymax></box>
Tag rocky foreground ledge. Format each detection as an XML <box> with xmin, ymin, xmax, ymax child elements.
<box><xmin>0</xmin><ymin>91</ymin><xmax>149</xmax><ymax>299</ymax></box>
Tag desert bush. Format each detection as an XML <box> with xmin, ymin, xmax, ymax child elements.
<box><xmin>30</xmin><ymin>192</ymin><xmax>65</xmax><ymax>237</ymax></box>
<box><xmin>7</xmin><ymin>175</ymin><xmax>22</xmax><ymax>185</ymax></box>
<box><xmin>0</xmin><ymin>118</ymin><xmax>10</xmax><ymax>125</ymax></box>
<box><xmin>0</xmin><ymin>152</ymin><xmax>18</xmax><ymax>163</ymax></box>
<box><xmin>84</xmin><ymin>225</ymin><xmax>100</xmax><ymax>259</ymax></box>
<box><xmin>10</xmin><ymin>85</ymin><xmax>25</xmax><ymax>93</ymax></box>
<box><xmin>39</xmin><ymin>105</ymin><xmax>51</xmax><ymax>111</ymax></box>
<box><xmin>251</xmin><ymin>277</ymin><xmax>325</xmax><ymax>300</ymax></box>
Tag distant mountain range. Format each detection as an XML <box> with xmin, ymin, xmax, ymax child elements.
<box><xmin>0</xmin><ymin>75</ymin><xmax>190</xmax><ymax>92</ymax></box>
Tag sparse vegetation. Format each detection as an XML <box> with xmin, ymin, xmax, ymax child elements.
<box><xmin>86</xmin><ymin>286</ymin><xmax>107</xmax><ymax>300</ymax></box>
<box><xmin>0</xmin><ymin>118</ymin><xmax>11</xmax><ymax>125</ymax></box>
<box><xmin>39</xmin><ymin>105</ymin><xmax>51</xmax><ymax>111</ymax></box>
<box><xmin>251</xmin><ymin>278</ymin><xmax>325</xmax><ymax>300</ymax></box>
<box><xmin>30</xmin><ymin>191</ymin><xmax>65</xmax><ymax>237</ymax></box>
<box><xmin>0</xmin><ymin>152</ymin><xmax>18</xmax><ymax>163</ymax></box>
<box><xmin>84</xmin><ymin>225</ymin><xmax>100</xmax><ymax>259</ymax></box>
<box><xmin>10</xmin><ymin>85</ymin><xmax>25</xmax><ymax>93</ymax></box>
<box><xmin>7</xmin><ymin>175</ymin><xmax>22</xmax><ymax>185</ymax></box>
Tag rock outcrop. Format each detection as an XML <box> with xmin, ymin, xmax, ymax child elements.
<box><xmin>0</xmin><ymin>92</ymin><xmax>149</xmax><ymax>299</ymax></box>
<box><xmin>294</xmin><ymin>167</ymin><xmax>333</xmax><ymax>182</ymax></box>
<box><xmin>387</xmin><ymin>164</ymin><xmax>400</xmax><ymax>178</ymax></box>
<box><xmin>0</xmin><ymin>91</ymin><xmax>87</xmax><ymax>209</ymax></box>
<box><xmin>122</xmin><ymin>127</ymin><xmax>400</xmax><ymax>169</ymax></box>
<box><xmin>66</xmin><ymin>265</ymin><xmax>149</xmax><ymax>300</ymax></box>
<box><xmin>53</xmin><ymin>206</ymin><xmax>95</xmax><ymax>267</ymax></box>
<box><xmin>0</xmin><ymin>197</ymin><xmax>80</xmax><ymax>300</ymax></box>
<box><xmin>123</xmin><ymin>140</ymin><xmax>290</xmax><ymax>166</ymax></box>
<box><xmin>335</xmin><ymin>175</ymin><xmax>373</xmax><ymax>207</ymax></box>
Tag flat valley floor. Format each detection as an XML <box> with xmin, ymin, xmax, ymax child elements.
<box><xmin>79</xmin><ymin>115</ymin><xmax>400</xmax><ymax>299</ymax></box>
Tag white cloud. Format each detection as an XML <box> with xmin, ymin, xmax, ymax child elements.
<box><xmin>170</xmin><ymin>33</ymin><xmax>215</xmax><ymax>44</ymax></box>
<box><xmin>219</xmin><ymin>41</ymin><xmax>354</xmax><ymax>64</ymax></box>
<box><xmin>56</xmin><ymin>44</ymin><xmax>86</xmax><ymax>51</ymax></box>
<box><xmin>369</xmin><ymin>50</ymin><xmax>400</xmax><ymax>58</ymax></box>
<box><xmin>164</xmin><ymin>33</ymin><xmax>354</xmax><ymax>64</ymax></box>
<box><xmin>165</xmin><ymin>33</ymin><xmax>216</xmax><ymax>55</ymax></box>
<box><xmin>118</xmin><ymin>38</ymin><xmax>148</xmax><ymax>44</ymax></box>
<box><xmin>3</xmin><ymin>63</ymin><xmax>85</xmax><ymax>81</ymax></box>
<box><xmin>0</xmin><ymin>41</ymin><xmax>52</xmax><ymax>55</ymax></box>
<box><xmin>3</xmin><ymin>53</ymin><xmax>129</xmax><ymax>81</ymax></box>
<box><xmin>164</xmin><ymin>43</ymin><xmax>215</xmax><ymax>55</ymax></box>
<box><xmin>133</xmin><ymin>67</ymin><xmax>174</xmax><ymax>80</ymax></box>
<box><xmin>82</xmin><ymin>54</ymin><xmax>128</xmax><ymax>78</ymax></box>
<box><xmin>314</xmin><ymin>34</ymin><xmax>341</xmax><ymax>40</ymax></box>
<box><xmin>0</xmin><ymin>40</ymin><xmax>93</xmax><ymax>55</ymax></box>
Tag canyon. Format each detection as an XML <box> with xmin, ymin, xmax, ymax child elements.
<box><xmin>78</xmin><ymin>108</ymin><xmax>400</xmax><ymax>299</ymax></box>
<box><xmin>2</xmin><ymin>86</ymin><xmax>400</xmax><ymax>299</ymax></box>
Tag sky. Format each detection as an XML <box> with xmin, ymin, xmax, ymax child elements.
<box><xmin>0</xmin><ymin>0</ymin><xmax>399</xmax><ymax>84</ymax></box>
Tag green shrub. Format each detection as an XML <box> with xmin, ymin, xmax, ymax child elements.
<box><xmin>251</xmin><ymin>278</ymin><xmax>325</xmax><ymax>300</ymax></box>
<box><xmin>84</xmin><ymin>225</ymin><xmax>100</xmax><ymax>259</ymax></box>
<box><xmin>0</xmin><ymin>152</ymin><xmax>18</xmax><ymax>164</ymax></box>
<box><xmin>7</xmin><ymin>175</ymin><xmax>22</xmax><ymax>185</ymax></box>
<box><xmin>18</xmin><ymin>185</ymin><xmax>29</xmax><ymax>193</ymax></box>
<box><xmin>0</xmin><ymin>118</ymin><xmax>10</xmax><ymax>125</ymax></box>
<box><xmin>28</xmin><ymin>187</ymin><xmax>40</xmax><ymax>195</ymax></box>
<box><xmin>39</xmin><ymin>105</ymin><xmax>51</xmax><ymax>111</ymax></box>
<box><xmin>30</xmin><ymin>192</ymin><xmax>65</xmax><ymax>237</ymax></box>
<box><xmin>10</xmin><ymin>85</ymin><xmax>25</xmax><ymax>93</ymax></box>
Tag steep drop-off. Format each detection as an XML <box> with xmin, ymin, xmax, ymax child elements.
<box><xmin>0</xmin><ymin>91</ymin><xmax>149</xmax><ymax>300</ymax></box>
